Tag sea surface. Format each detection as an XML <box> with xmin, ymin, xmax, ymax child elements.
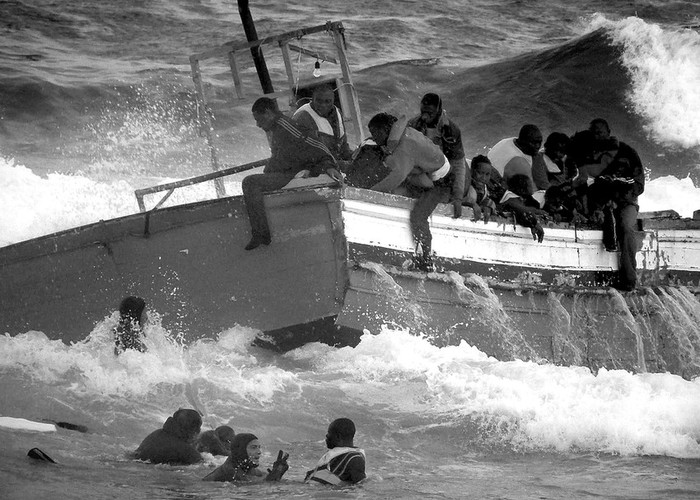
<box><xmin>1</xmin><ymin>0</ymin><xmax>700</xmax><ymax>499</ymax></box>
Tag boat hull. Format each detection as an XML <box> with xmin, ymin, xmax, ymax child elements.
<box><xmin>1</xmin><ymin>186</ymin><xmax>346</xmax><ymax>345</ymax></box>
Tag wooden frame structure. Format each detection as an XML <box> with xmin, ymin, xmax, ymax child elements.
<box><xmin>188</xmin><ymin>21</ymin><xmax>364</xmax><ymax>199</ymax></box>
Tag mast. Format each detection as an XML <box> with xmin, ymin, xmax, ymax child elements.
<box><xmin>237</xmin><ymin>0</ymin><xmax>274</xmax><ymax>94</ymax></box>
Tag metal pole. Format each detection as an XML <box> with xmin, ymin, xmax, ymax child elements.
<box><xmin>238</xmin><ymin>0</ymin><xmax>274</xmax><ymax>94</ymax></box>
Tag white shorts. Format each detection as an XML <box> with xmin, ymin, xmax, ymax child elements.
<box><xmin>429</xmin><ymin>155</ymin><xmax>451</xmax><ymax>181</ymax></box>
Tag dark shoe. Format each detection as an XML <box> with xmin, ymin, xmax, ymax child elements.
<box><xmin>611</xmin><ymin>280</ymin><xmax>635</xmax><ymax>292</ymax></box>
<box><xmin>244</xmin><ymin>235</ymin><xmax>271</xmax><ymax>250</ymax></box>
<box><xmin>412</xmin><ymin>254</ymin><xmax>435</xmax><ymax>273</ymax></box>
<box><xmin>605</xmin><ymin>243</ymin><xmax>619</xmax><ymax>252</ymax></box>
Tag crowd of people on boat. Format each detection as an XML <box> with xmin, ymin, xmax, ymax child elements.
<box><xmin>243</xmin><ymin>86</ymin><xmax>644</xmax><ymax>291</ymax></box>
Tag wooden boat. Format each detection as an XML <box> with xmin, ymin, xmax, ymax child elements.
<box><xmin>2</xmin><ymin>19</ymin><xmax>699</xmax><ymax>377</ymax></box>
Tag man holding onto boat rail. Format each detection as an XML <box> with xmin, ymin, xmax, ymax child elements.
<box><xmin>244</xmin><ymin>97</ymin><xmax>343</xmax><ymax>250</ymax></box>
<box><xmin>367</xmin><ymin>112</ymin><xmax>457</xmax><ymax>272</ymax></box>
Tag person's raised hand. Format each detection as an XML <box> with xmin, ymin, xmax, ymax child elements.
<box><xmin>265</xmin><ymin>450</ymin><xmax>289</xmax><ymax>481</ymax></box>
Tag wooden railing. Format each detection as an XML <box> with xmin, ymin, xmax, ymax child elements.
<box><xmin>134</xmin><ymin>159</ymin><xmax>267</xmax><ymax>212</ymax></box>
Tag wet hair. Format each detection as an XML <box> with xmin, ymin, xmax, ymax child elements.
<box><xmin>172</xmin><ymin>408</ymin><xmax>203</xmax><ymax>439</ymax></box>
<box><xmin>544</xmin><ymin>132</ymin><xmax>570</xmax><ymax>151</ymax></box>
<box><xmin>589</xmin><ymin>118</ymin><xmax>610</xmax><ymax>132</ymax></box>
<box><xmin>215</xmin><ymin>425</ymin><xmax>235</xmax><ymax>445</ymax></box>
<box><xmin>470</xmin><ymin>154</ymin><xmax>492</xmax><ymax>171</ymax></box>
<box><xmin>329</xmin><ymin>418</ymin><xmax>356</xmax><ymax>440</ymax></box>
<box><xmin>119</xmin><ymin>296</ymin><xmax>146</xmax><ymax>324</ymax></box>
<box><xmin>420</xmin><ymin>92</ymin><xmax>442</xmax><ymax>110</ymax></box>
<box><xmin>368</xmin><ymin>112</ymin><xmax>397</xmax><ymax>131</ymax></box>
<box><xmin>507</xmin><ymin>174</ymin><xmax>533</xmax><ymax>197</ymax></box>
<box><xmin>252</xmin><ymin>97</ymin><xmax>279</xmax><ymax>114</ymax></box>
<box><xmin>518</xmin><ymin>124</ymin><xmax>541</xmax><ymax>141</ymax></box>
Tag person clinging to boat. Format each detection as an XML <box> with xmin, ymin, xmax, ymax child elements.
<box><xmin>489</xmin><ymin>124</ymin><xmax>544</xmax><ymax>204</ymax></box>
<box><xmin>243</xmin><ymin>97</ymin><xmax>343</xmax><ymax>251</ymax></box>
<box><xmin>113</xmin><ymin>295</ymin><xmax>148</xmax><ymax>355</ymax></box>
<box><xmin>366</xmin><ymin>112</ymin><xmax>457</xmax><ymax>272</ymax></box>
<box><xmin>292</xmin><ymin>83</ymin><xmax>354</xmax><ymax>166</ymax></box>
<box><xmin>202</xmin><ymin>433</ymin><xmax>289</xmax><ymax>482</ymax></box>
<box><xmin>499</xmin><ymin>174</ymin><xmax>548</xmax><ymax>243</ymax></box>
<box><xmin>305</xmin><ymin>417</ymin><xmax>366</xmax><ymax>486</ymax></box>
<box><xmin>582</xmin><ymin>118</ymin><xmax>645</xmax><ymax>291</ymax></box>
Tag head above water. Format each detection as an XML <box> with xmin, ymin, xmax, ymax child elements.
<box><xmin>368</xmin><ymin>112</ymin><xmax>398</xmax><ymax>146</ymax></box>
<box><xmin>215</xmin><ymin>425</ymin><xmax>235</xmax><ymax>447</ymax></box>
<box><xmin>515</xmin><ymin>124</ymin><xmax>543</xmax><ymax>157</ymax></box>
<box><xmin>118</xmin><ymin>296</ymin><xmax>146</xmax><ymax>325</ymax></box>
<box><xmin>311</xmin><ymin>84</ymin><xmax>336</xmax><ymax>118</ymax></box>
<box><xmin>229</xmin><ymin>433</ymin><xmax>261</xmax><ymax>467</ymax></box>
<box><xmin>251</xmin><ymin>97</ymin><xmax>280</xmax><ymax>132</ymax></box>
<box><xmin>419</xmin><ymin>92</ymin><xmax>443</xmax><ymax>126</ymax></box>
<box><xmin>325</xmin><ymin>417</ymin><xmax>356</xmax><ymax>449</ymax></box>
<box><xmin>169</xmin><ymin>408</ymin><xmax>202</xmax><ymax>441</ymax></box>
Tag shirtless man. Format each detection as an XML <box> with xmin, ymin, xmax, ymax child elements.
<box><xmin>368</xmin><ymin>112</ymin><xmax>454</xmax><ymax>271</ymax></box>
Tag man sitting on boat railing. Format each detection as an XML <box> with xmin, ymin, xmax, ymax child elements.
<box><xmin>244</xmin><ymin>97</ymin><xmax>343</xmax><ymax>250</ymax></box>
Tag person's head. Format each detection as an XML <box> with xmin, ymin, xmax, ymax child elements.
<box><xmin>311</xmin><ymin>84</ymin><xmax>336</xmax><ymax>118</ymax></box>
<box><xmin>215</xmin><ymin>425</ymin><xmax>235</xmax><ymax>448</ymax></box>
<box><xmin>119</xmin><ymin>296</ymin><xmax>147</xmax><ymax>325</ymax></box>
<box><xmin>507</xmin><ymin>174</ymin><xmax>533</xmax><ymax>198</ymax></box>
<box><xmin>515</xmin><ymin>124</ymin><xmax>543</xmax><ymax>156</ymax></box>
<box><xmin>418</xmin><ymin>92</ymin><xmax>442</xmax><ymax>126</ymax></box>
<box><xmin>325</xmin><ymin>417</ymin><xmax>356</xmax><ymax>449</ymax></box>
<box><xmin>589</xmin><ymin>118</ymin><xmax>611</xmax><ymax>143</ymax></box>
<box><xmin>251</xmin><ymin>97</ymin><xmax>280</xmax><ymax>131</ymax></box>
<box><xmin>470</xmin><ymin>155</ymin><xmax>492</xmax><ymax>188</ymax></box>
<box><xmin>368</xmin><ymin>113</ymin><xmax>398</xmax><ymax>146</ymax></box>
<box><xmin>229</xmin><ymin>433</ymin><xmax>261</xmax><ymax>467</ymax></box>
<box><xmin>172</xmin><ymin>408</ymin><xmax>202</xmax><ymax>442</ymax></box>
<box><xmin>543</xmin><ymin>132</ymin><xmax>570</xmax><ymax>163</ymax></box>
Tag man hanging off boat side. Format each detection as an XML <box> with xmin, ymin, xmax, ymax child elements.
<box><xmin>367</xmin><ymin>112</ymin><xmax>460</xmax><ymax>272</ymax></box>
<box><xmin>292</xmin><ymin>84</ymin><xmax>353</xmax><ymax>165</ymax></box>
<box><xmin>584</xmin><ymin>118</ymin><xmax>645</xmax><ymax>291</ymax></box>
<box><xmin>244</xmin><ymin>97</ymin><xmax>343</xmax><ymax>250</ymax></box>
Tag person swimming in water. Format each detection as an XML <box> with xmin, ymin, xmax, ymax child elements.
<box><xmin>196</xmin><ymin>425</ymin><xmax>235</xmax><ymax>456</ymax></box>
<box><xmin>133</xmin><ymin>408</ymin><xmax>203</xmax><ymax>465</ymax></box>
<box><xmin>305</xmin><ymin>417</ymin><xmax>366</xmax><ymax>485</ymax></box>
<box><xmin>202</xmin><ymin>433</ymin><xmax>289</xmax><ymax>482</ymax></box>
<box><xmin>113</xmin><ymin>296</ymin><xmax>147</xmax><ymax>355</ymax></box>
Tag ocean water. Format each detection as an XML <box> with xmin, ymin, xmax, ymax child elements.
<box><xmin>2</xmin><ymin>0</ymin><xmax>700</xmax><ymax>498</ymax></box>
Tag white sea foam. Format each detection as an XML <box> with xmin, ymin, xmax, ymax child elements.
<box><xmin>291</xmin><ymin>329</ymin><xmax>700</xmax><ymax>459</ymax></box>
<box><xmin>589</xmin><ymin>15</ymin><xmax>700</xmax><ymax>149</ymax></box>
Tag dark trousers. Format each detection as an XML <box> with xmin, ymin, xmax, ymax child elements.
<box><xmin>409</xmin><ymin>185</ymin><xmax>451</xmax><ymax>255</ymax></box>
<box><xmin>242</xmin><ymin>172</ymin><xmax>295</xmax><ymax>240</ymax></box>
<box><xmin>604</xmin><ymin>202</ymin><xmax>640</xmax><ymax>288</ymax></box>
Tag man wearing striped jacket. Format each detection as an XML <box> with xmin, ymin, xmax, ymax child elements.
<box><xmin>244</xmin><ymin>97</ymin><xmax>342</xmax><ymax>250</ymax></box>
